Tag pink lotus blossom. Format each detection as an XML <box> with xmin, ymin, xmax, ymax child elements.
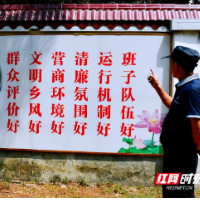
<box><xmin>134</xmin><ymin>109</ymin><xmax>167</xmax><ymax>134</ymax></box>
<box><xmin>133</xmin><ymin>135</ymin><xmax>146</xmax><ymax>149</ymax></box>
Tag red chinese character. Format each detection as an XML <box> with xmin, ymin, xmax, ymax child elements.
<box><xmin>29</xmin><ymin>69</ymin><xmax>42</xmax><ymax>83</ymax></box>
<box><xmin>52</xmin><ymin>68</ymin><xmax>65</xmax><ymax>83</ymax></box>
<box><xmin>7</xmin><ymin>119</ymin><xmax>19</xmax><ymax>133</ymax></box>
<box><xmin>74</xmin><ymin>104</ymin><xmax>87</xmax><ymax>118</ymax></box>
<box><xmin>122</xmin><ymin>88</ymin><xmax>135</xmax><ymax>102</ymax></box>
<box><xmin>97</xmin><ymin>87</ymin><xmax>111</xmax><ymax>102</ymax></box>
<box><xmin>98</xmin><ymin>70</ymin><xmax>112</xmax><ymax>84</ymax></box>
<box><xmin>7</xmin><ymin>52</ymin><xmax>20</xmax><ymax>65</ymax></box>
<box><xmin>122</xmin><ymin>52</ymin><xmax>136</xmax><ymax>66</ymax></box>
<box><xmin>97</xmin><ymin>122</ymin><xmax>110</xmax><ymax>137</ymax></box>
<box><xmin>7</xmin><ymin>68</ymin><xmax>20</xmax><ymax>82</ymax></box>
<box><xmin>120</xmin><ymin>123</ymin><xmax>134</xmax><ymax>137</ymax></box>
<box><xmin>98</xmin><ymin>52</ymin><xmax>112</xmax><ymax>66</ymax></box>
<box><xmin>74</xmin><ymin>69</ymin><xmax>89</xmax><ymax>84</ymax></box>
<box><xmin>30</xmin><ymin>86</ymin><xmax>40</xmax><ymax>100</ymax></box>
<box><xmin>121</xmin><ymin>106</ymin><xmax>134</xmax><ymax>119</ymax></box>
<box><xmin>29</xmin><ymin>51</ymin><xmax>42</xmax><ymax>65</ymax></box>
<box><xmin>6</xmin><ymin>102</ymin><xmax>19</xmax><ymax>116</ymax></box>
<box><xmin>51</xmin><ymin>87</ymin><xmax>65</xmax><ymax>100</ymax></box>
<box><xmin>74</xmin><ymin>87</ymin><xmax>88</xmax><ymax>101</ymax></box>
<box><xmin>7</xmin><ymin>86</ymin><xmax>19</xmax><ymax>99</ymax></box>
<box><xmin>51</xmin><ymin>121</ymin><xmax>64</xmax><ymax>135</ymax></box>
<box><xmin>28</xmin><ymin>103</ymin><xmax>42</xmax><ymax>117</ymax></box>
<box><xmin>29</xmin><ymin>120</ymin><xmax>42</xmax><ymax>134</ymax></box>
<box><xmin>74</xmin><ymin>121</ymin><xmax>87</xmax><ymax>136</ymax></box>
<box><xmin>52</xmin><ymin>52</ymin><xmax>65</xmax><ymax>65</ymax></box>
<box><xmin>51</xmin><ymin>103</ymin><xmax>65</xmax><ymax>118</ymax></box>
<box><xmin>75</xmin><ymin>52</ymin><xmax>89</xmax><ymax>66</ymax></box>
<box><xmin>97</xmin><ymin>105</ymin><xmax>111</xmax><ymax>119</ymax></box>
<box><xmin>121</xmin><ymin>70</ymin><xmax>136</xmax><ymax>84</ymax></box>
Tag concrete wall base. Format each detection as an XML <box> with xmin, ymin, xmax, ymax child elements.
<box><xmin>0</xmin><ymin>151</ymin><xmax>163</xmax><ymax>187</ymax></box>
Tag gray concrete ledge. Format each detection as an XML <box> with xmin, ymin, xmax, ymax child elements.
<box><xmin>0</xmin><ymin>151</ymin><xmax>163</xmax><ymax>187</ymax></box>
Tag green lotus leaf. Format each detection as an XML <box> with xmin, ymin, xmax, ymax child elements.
<box><xmin>143</xmin><ymin>140</ymin><xmax>156</xmax><ymax>146</ymax></box>
<box><xmin>118</xmin><ymin>146</ymin><xmax>164</xmax><ymax>154</ymax></box>
<box><xmin>122</xmin><ymin>138</ymin><xmax>133</xmax><ymax>145</ymax></box>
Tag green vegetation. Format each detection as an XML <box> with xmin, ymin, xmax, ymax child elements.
<box><xmin>0</xmin><ymin>180</ymin><xmax>199</xmax><ymax>198</ymax></box>
<box><xmin>62</xmin><ymin>177</ymin><xmax>68</xmax><ymax>184</ymax></box>
<box><xmin>80</xmin><ymin>174</ymin><xmax>88</xmax><ymax>186</ymax></box>
<box><xmin>50</xmin><ymin>175</ymin><xmax>61</xmax><ymax>183</ymax></box>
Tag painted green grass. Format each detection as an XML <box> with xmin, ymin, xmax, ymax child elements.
<box><xmin>119</xmin><ymin>138</ymin><xmax>164</xmax><ymax>154</ymax></box>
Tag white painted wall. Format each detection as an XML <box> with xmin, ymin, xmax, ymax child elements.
<box><xmin>0</xmin><ymin>34</ymin><xmax>170</xmax><ymax>153</ymax></box>
<box><xmin>172</xmin><ymin>31</ymin><xmax>200</xmax><ymax>175</ymax></box>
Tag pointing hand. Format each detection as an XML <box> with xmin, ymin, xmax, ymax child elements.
<box><xmin>148</xmin><ymin>69</ymin><xmax>160</xmax><ymax>89</ymax></box>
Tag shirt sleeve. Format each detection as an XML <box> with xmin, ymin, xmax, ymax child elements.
<box><xmin>186</xmin><ymin>89</ymin><xmax>200</xmax><ymax>118</ymax></box>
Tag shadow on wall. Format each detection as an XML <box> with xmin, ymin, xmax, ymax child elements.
<box><xmin>156</xmin><ymin>35</ymin><xmax>171</xmax><ymax>115</ymax></box>
<box><xmin>0</xmin><ymin>151</ymin><xmax>163</xmax><ymax>186</ymax></box>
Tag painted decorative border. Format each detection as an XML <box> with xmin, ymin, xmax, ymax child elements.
<box><xmin>0</xmin><ymin>31</ymin><xmax>172</xmax><ymax>156</ymax></box>
<box><xmin>0</xmin><ymin>25</ymin><xmax>169</xmax><ymax>32</ymax></box>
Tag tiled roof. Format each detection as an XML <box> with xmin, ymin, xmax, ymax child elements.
<box><xmin>0</xmin><ymin>4</ymin><xmax>200</xmax><ymax>21</ymax></box>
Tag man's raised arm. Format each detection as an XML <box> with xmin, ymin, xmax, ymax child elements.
<box><xmin>148</xmin><ymin>69</ymin><xmax>173</xmax><ymax>109</ymax></box>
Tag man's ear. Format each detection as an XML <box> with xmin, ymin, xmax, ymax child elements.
<box><xmin>176</xmin><ymin>63</ymin><xmax>181</xmax><ymax>71</ymax></box>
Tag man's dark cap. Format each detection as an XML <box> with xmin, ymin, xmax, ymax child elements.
<box><xmin>161</xmin><ymin>46</ymin><xmax>200</xmax><ymax>71</ymax></box>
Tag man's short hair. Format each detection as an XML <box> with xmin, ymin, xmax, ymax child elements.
<box><xmin>178</xmin><ymin>61</ymin><xmax>197</xmax><ymax>72</ymax></box>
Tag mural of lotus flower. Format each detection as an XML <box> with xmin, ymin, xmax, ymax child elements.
<box><xmin>134</xmin><ymin>109</ymin><xmax>167</xmax><ymax>146</ymax></box>
<box><xmin>133</xmin><ymin>135</ymin><xmax>146</xmax><ymax>149</ymax></box>
<box><xmin>154</xmin><ymin>140</ymin><xmax>161</xmax><ymax>146</ymax></box>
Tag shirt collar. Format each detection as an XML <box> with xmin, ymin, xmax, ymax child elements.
<box><xmin>176</xmin><ymin>74</ymin><xmax>199</xmax><ymax>88</ymax></box>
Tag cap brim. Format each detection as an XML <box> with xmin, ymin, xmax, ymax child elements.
<box><xmin>161</xmin><ymin>55</ymin><xmax>171</xmax><ymax>59</ymax></box>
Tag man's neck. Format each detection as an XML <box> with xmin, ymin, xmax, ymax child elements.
<box><xmin>178</xmin><ymin>72</ymin><xmax>194</xmax><ymax>82</ymax></box>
